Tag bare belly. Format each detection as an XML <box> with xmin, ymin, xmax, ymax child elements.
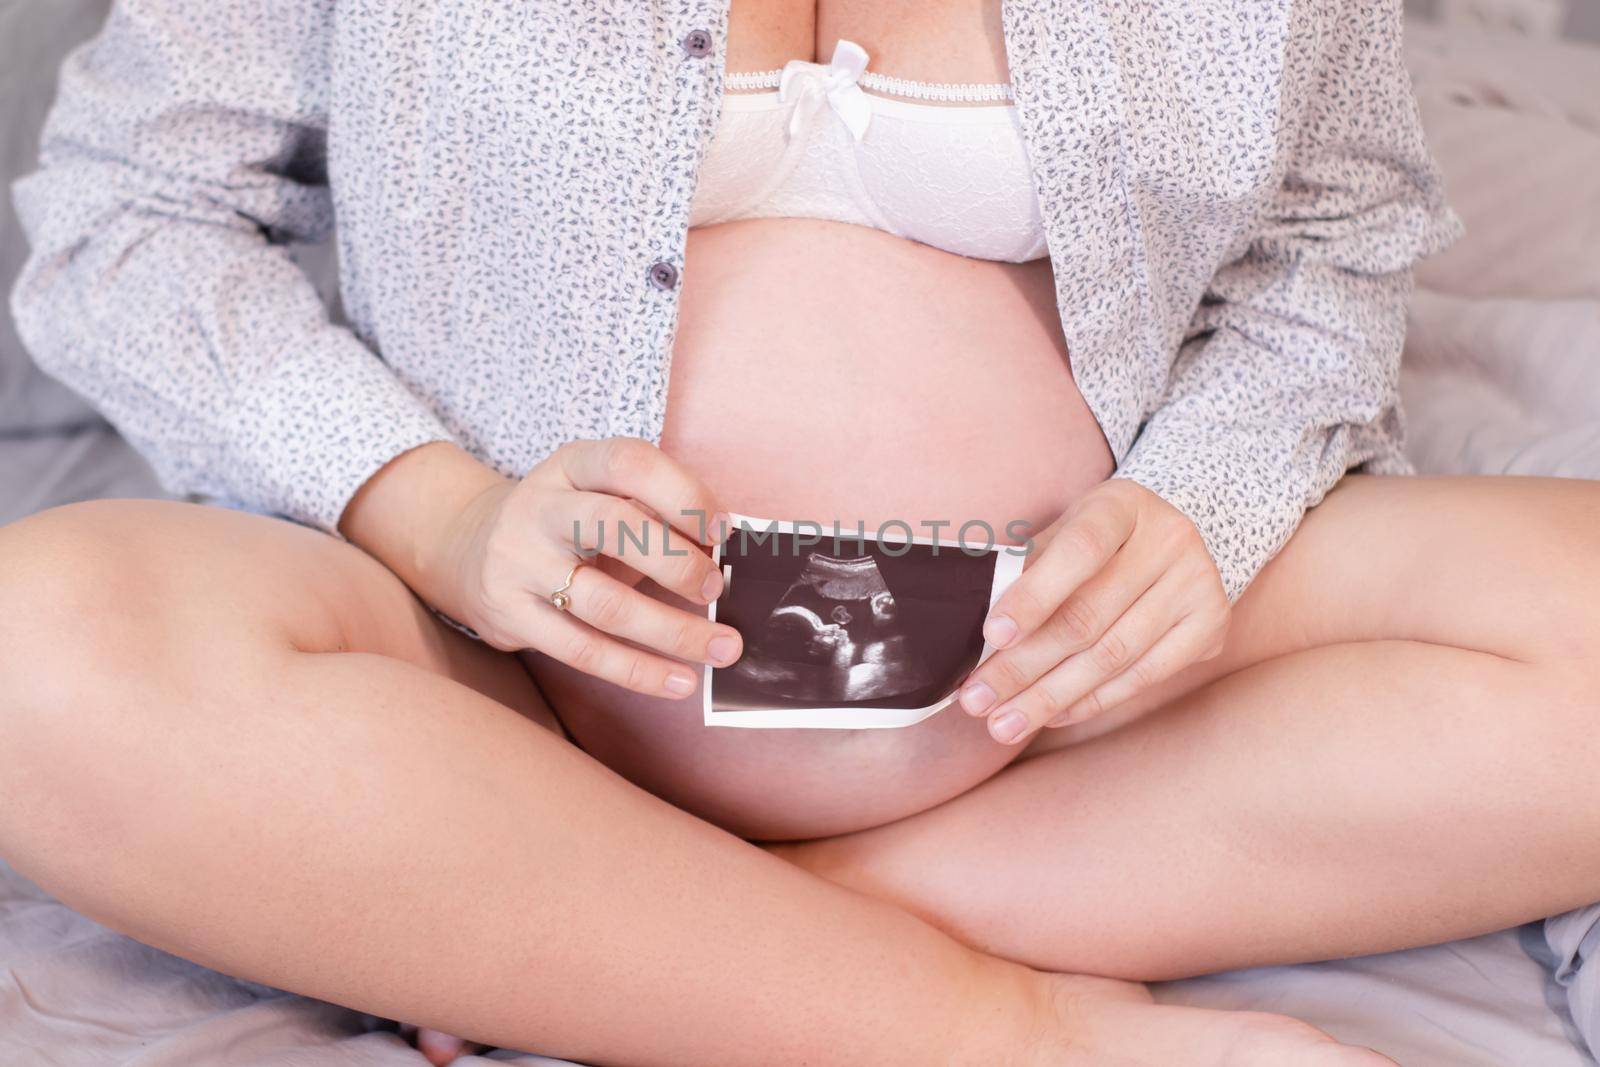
<box><xmin>523</xmin><ymin>219</ymin><xmax>1114</xmax><ymax>840</ymax></box>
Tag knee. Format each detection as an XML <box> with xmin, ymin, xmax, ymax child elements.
<box><xmin>0</xmin><ymin>500</ymin><xmax>198</xmax><ymax>733</ymax></box>
<box><xmin>0</xmin><ymin>501</ymin><xmax>208</xmax><ymax>886</ymax></box>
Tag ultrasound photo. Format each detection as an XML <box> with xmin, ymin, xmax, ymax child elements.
<box><xmin>704</xmin><ymin>515</ymin><xmax>1024</xmax><ymax>729</ymax></box>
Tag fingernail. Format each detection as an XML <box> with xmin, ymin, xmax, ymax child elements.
<box><xmin>990</xmin><ymin>709</ymin><xmax>1027</xmax><ymax>744</ymax></box>
<box><xmin>700</xmin><ymin>571</ymin><xmax>724</xmax><ymax>602</ymax></box>
<box><xmin>665</xmin><ymin>672</ymin><xmax>697</xmax><ymax>696</ymax></box>
<box><xmin>707</xmin><ymin>634</ymin><xmax>740</xmax><ymax>666</ymax></box>
<box><xmin>960</xmin><ymin>681</ymin><xmax>996</xmax><ymax>715</ymax></box>
<box><xmin>984</xmin><ymin>615</ymin><xmax>1018</xmax><ymax>648</ymax></box>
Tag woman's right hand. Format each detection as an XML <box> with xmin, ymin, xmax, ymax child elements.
<box><xmin>344</xmin><ymin>438</ymin><xmax>743</xmax><ymax>698</ymax></box>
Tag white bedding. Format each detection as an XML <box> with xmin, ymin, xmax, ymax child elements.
<box><xmin>2</xmin><ymin>9</ymin><xmax>1598</xmax><ymax>1067</ymax></box>
<box><xmin>1397</xmin><ymin>21</ymin><xmax>1600</xmax><ymax>486</ymax></box>
<box><xmin>1159</xmin><ymin>927</ymin><xmax>1592</xmax><ymax>1066</ymax></box>
<box><xmin>1401</xmin><ymin>290</ymin><xmax>1600</xmax><ymax>477</ymax></box>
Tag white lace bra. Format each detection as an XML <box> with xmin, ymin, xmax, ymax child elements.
<box><xmin>687</xmin><ymin>39</ymin><xmax>1049</xmax><ymax>264</ymax></box>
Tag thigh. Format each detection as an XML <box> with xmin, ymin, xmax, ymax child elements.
<box><xmin>1220</xmin><ymin>473</ymin><xmax>1599</xmax><ymax>665</ymax></box>
<box><xmin>0</xmin><ymin>498</ymin><xmax>554</xmax><ymax>730</ymax></box>
<box><xmin>1030</xmin><ymin>473</ymin><xmax>1600</xmax><ymax>749</ymax></box>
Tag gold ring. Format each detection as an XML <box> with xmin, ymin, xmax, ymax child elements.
<box><xmin>548</xmin><ymin>560</ymin><xmax>588</xmax><ymax>612</ymax></box>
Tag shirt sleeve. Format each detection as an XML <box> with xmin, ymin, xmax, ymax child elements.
<box><xmin>9</xmin><ymin>0</ymin><xmax>456</xmax><ymax>532</ymax></box>
<box><xmin>1110</xmin><ymin>0</ymin><xmax>1463</xmax><ymax>602</ymax></box>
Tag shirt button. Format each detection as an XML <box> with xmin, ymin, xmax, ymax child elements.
<box><xmin>648</xmin><ymin>259</ymin><xmax>680</xmax><ymax>291</ymax></box>
<box><xmin>681</xmin><ymin>28</ymin><xmax>713</xmax><ymax>57</ymax></box>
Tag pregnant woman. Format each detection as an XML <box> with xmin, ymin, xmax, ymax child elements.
<box><xmin>6</xmin><ymin>0</ymin><xmax>1599</xmax><ymax>1063</ymax></box>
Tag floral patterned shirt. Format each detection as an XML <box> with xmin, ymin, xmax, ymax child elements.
<box><xmin>11</xmin><ymin>0</ymin><xmax>1461</xmax><ymax>600</ymax></box>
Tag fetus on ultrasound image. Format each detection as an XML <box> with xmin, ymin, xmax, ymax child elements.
<box><xmin>710</xmin><ymin>526</ymin><xmax>1003</xmax><ymax>717</ymax></box>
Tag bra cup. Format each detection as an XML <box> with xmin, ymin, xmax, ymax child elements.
<box><xmin>691</xmin><ymin>99</ymin><xmax>886</xmax><ymax>231</ymax></box>
<box><xmin>689</xmin><ymin>103</ymin><xmax>793</xmax><ymax>227</ymax></box>
<box><xmin>853</xmin><ymin>109</ymin><xmax>1049</xmax><ymax>264</ymax></box>
<box><xmin>1017</xmin><ymin>227</ymin><xmax>1051</xmax><ymax>263</ymax></box>
<box><xmin>790</xmin><ymin>113</ymin><xmax>898</xmax><ymax>234</ymax></box>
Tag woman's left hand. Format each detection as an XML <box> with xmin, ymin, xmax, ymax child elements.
<box><xmin>958</xmin><ymin>479</ymin><xmax>1230</xmax><ymax>745</ymax></box>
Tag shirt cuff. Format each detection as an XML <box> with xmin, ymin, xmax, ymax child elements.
<box><xmin>1111</xmin><ymin>418</ymin><xmax>1318</xmax><ymax>604</ymax></box>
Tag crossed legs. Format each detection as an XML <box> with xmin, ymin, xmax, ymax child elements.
<box><xmin>0</xmin><ymin>498</ymin><xmax>1394</xmax><ymax>1065</ymax></box>
<box><xmin>3</xmin><ymin>474</ymin><xmax>1591</xmax><ymax>1061</ymax></box>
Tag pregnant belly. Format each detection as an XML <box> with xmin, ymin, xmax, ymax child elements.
<box><xmin>523</xmin><ymin>219</ymin><xmax>1114</xmax><ymax>840</ymax></box>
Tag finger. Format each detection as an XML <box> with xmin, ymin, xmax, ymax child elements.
<box><xmin>561</xmin><ymin>563</ymin><xmax>742</xmax><ymax>667</ymax></box>
<box><xmin>983</xmin><ymin>576</ymin><xmax>1179</xmax><ymax>745</ymax></box>
<box><xmin>1044</xmin><ymin>612</ymin><xmax>1219</xmax><ymax>729</ymax></box>
<box><xmin>521</xmin><ymin>605</ymin><xmax>704</xmax><ymax>699</ymax></box>
<box><xmin>546</xmin><ymin>491</ymin><xmax>726</xmax><ymax>604</ymax></box>
<box><xmin>958</xmin><ymin>542</ymin><xmax>1162</xmax><ymax>718</ymax></box>
<box><xmin>981</xmin><ymin>494</ymin><xmax>1136</xmax><ymax>649</ymax></box>
<box><xmin>557</xmin><ymin>438</ymin><xmax>728</xmax><ymax>545</ymax></box>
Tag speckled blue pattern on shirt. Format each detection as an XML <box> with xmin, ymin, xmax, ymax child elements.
<box><xmin>9</xmin><ymin>0</ymin><xmax>1462</xmax><ymax>601</ymax></box>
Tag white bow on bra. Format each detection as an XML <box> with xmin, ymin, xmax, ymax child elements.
<box><xmin>778</xmin><ymin>39</ymin><xmax>874</xmax><ymax>143</ymax></box>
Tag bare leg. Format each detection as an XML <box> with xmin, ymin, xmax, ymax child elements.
<box><xmin>777</xmin><ymin>475</ymin><xmax>1600</xmax><ymax>980</ymax></box>
<box><xmin>0</xmin><ymin>500</ymin><xmax>1387</xmax><ymax>1065</ymax></box>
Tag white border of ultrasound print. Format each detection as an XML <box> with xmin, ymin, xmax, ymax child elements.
<box><xmin>702</xmin><ymin>512</ymin><xmax>1026</xmax><ymax>729</ymax></box>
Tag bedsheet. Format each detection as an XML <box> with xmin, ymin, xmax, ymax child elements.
<box><xmin>1397</xmin><ymin>20</ymin><xmax>1600</xmax><ymax>489</ymax></box>
<box><xmin>1159</xmin><ymin>926</ymin><xmax>1592</xmax><ymax>1066</ymax></box>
